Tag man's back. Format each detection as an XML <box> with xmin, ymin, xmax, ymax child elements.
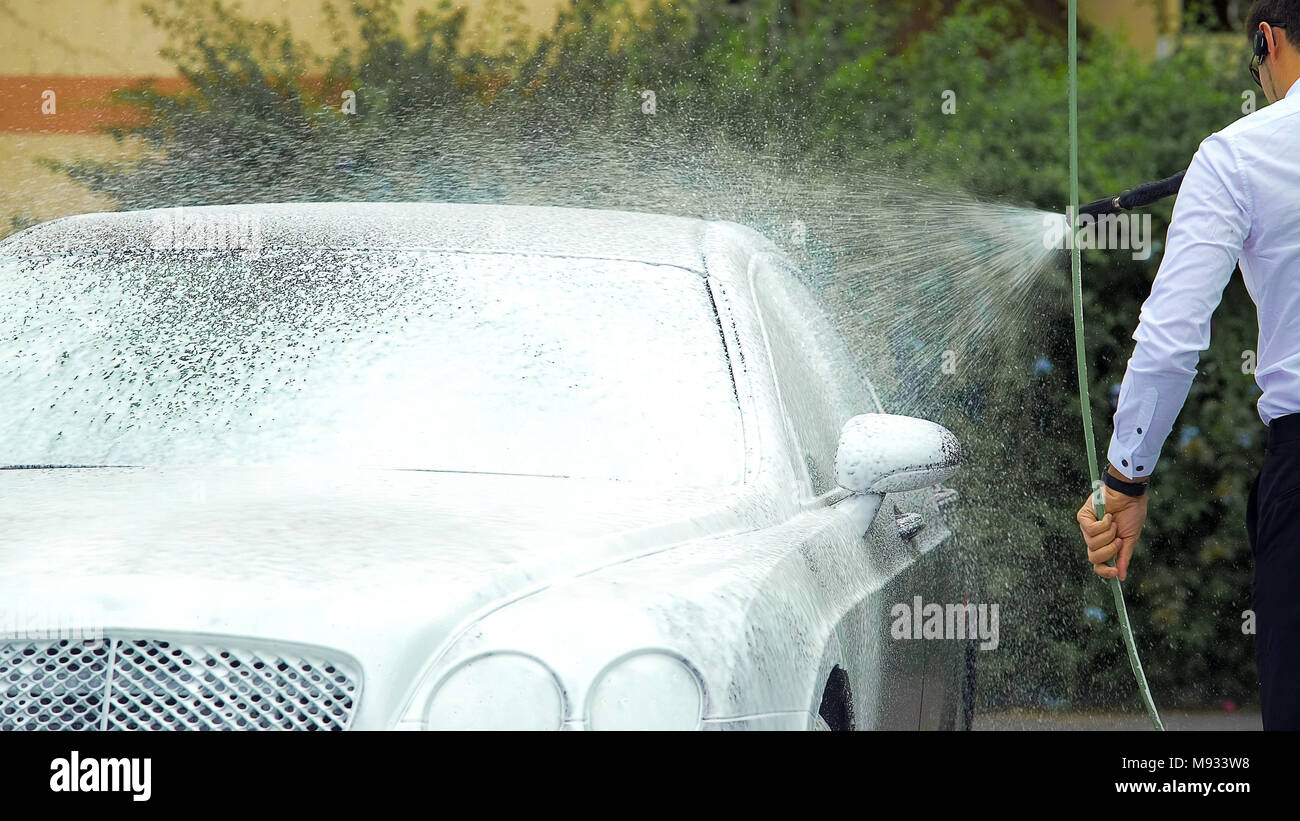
<box><xmin>1215</xmin><ymin>81</ymin><xmax>1300</xmax><ymax>423</ymax></box>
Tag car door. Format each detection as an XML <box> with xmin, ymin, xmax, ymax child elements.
<box><xmin>751</xmin><ymin>253</ymin><xmax>964</xmax><ymax>729</ymax></box>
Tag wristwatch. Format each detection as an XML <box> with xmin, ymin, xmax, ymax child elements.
<box><xmin>1103</xmin><ymin>469</ymin><xmax>1148</xmax><ymax>497</ymax></box>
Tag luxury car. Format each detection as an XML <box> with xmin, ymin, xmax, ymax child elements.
<box><xmin>0</xmin><ymin>202</ymin><xmax>975</xmax><ymax>730</ymax></box>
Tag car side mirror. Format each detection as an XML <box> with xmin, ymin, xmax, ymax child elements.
<box><xmin>834</xmin><ymin>413</ymin><xmax>962</xmax><ymax>494</ymax></box>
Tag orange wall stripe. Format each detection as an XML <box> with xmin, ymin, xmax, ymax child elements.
<box><xmin>0</xmin><ymin>76</ymin><xmax>191</xmax><ymax>134</ymax></box>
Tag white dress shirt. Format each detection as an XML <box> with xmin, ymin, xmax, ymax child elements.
<box><xmin>1107</xmin><ymin>76</ymin><xmax>1300</xmax><ymax>479</ymax></box>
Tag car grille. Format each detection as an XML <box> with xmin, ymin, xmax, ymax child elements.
<box><xmin>0</xmin><ymin>636</ymin><xmax>361</xmax><ymax>730</ymax></box>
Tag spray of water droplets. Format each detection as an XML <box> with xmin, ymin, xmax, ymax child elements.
<box><xmin>399</xmin><ymin>123</ymin><xmax>1067</xmax><ymax>417</ymax></box>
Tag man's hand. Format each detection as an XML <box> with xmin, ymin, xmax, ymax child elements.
<box><xmin>1076</xmin><ymin>468</ymin><xmax>1149</xmax><ymax>582</ymax></box>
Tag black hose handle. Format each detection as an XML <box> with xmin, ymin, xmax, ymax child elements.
<box><xmin>1078</xmin><ymin>170</ymin><xmax>1187</xmax><ymax>217</ymax></box>
<box><xmin>1118</xmin><ymin>170</ymin><xmax>1186</xmax><ymax>210</ymax></box>
<box><xmin>1078</xmin><ymin>195</ymin><xmax>1122</xmax><ymax>218</ymax></box>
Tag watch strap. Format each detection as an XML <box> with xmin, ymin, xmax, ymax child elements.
<box><xmin>1103</xmin><ymin>470</ymin><xmax>1148</xmax><ymax>497</ymax></box>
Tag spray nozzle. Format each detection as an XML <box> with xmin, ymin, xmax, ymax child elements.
<box><xmin>1077</xmin><ymin>170</ymin><xmax>1186</xmax><ymax>218</ymax></box>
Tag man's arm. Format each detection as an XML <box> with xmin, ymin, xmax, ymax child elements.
<box><xmin>1079</xmin><ymin>132</ymin><xmax>1251</xmax><ymax>580</ymax></box>
<box><xmin>1106</xmin><ymin>133</ymin><xmax>1252</xmax><ymax>481</ymax></box>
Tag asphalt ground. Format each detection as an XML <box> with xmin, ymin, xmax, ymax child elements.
<box><xmin>974</xmin><ymin>708</ymin><xmax>1263</xmax><ymax>730</ymax></box>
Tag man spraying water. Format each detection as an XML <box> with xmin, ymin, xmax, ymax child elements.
<box><xmin>1076</xmin><ymin>0</ymin><xmax>1300</xmax><ymax>730</ymax></box>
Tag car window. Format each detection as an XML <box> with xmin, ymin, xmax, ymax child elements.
<box><xmin>0</xmin><ymin>249</ymin><xmax>745</xmax><ymax>485</ymax></box>
<box><xmin>754</xmin><ymin>257</ymin><xmax>875</xmax><ymax>497</ymax></box>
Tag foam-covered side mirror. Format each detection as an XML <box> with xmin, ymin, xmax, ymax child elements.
<box><xmin>834</xmin><ymin>413</ymin><xmax>962</xmax><ymax>494</ymax></box>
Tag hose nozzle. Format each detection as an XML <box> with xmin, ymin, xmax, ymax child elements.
<box><xmin>1078</xmin><ymin>170</ymin><xmax>1186</xmax><ymax>218</ymax></box>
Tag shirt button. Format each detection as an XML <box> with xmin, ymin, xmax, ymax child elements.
<box><xmin>1122</xmin><ymin>460</ymin><xmax>1129</xmax><ymax>467</ymax></box>
<box><xmin>1137</xmin><ymin>428</ymin><xmax>1143</xmax><ymax>434</ymax></box>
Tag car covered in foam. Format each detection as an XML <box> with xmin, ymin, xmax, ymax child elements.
<box><xmin>0</xmin><ymin>202</ymin><xmax>973</xmax><ymax>730</ymax></box>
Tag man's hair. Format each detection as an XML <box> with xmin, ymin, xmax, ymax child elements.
<box><xmin>1248</xmin><ymin>1</ymin><xmax>1300</xmax><ymax>42</ymax></box>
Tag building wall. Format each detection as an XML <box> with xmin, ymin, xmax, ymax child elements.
<box><xmin>0</xmin><ymin>0</ymin><xmax>571</xmax><ymax>233</ymax></box>
<box><xmin>1080</xmin><ymin>0</ymin><xmax>1182</xmax><ymax>58</ymax></box>
<box><xmin>0</xmin><ymin>0</ymin><xmax>567</xmax><ymax>76</ymax></box>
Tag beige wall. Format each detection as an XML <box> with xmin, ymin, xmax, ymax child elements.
<box><xmin>0</xmin><ymin>0</ymin><xmax>573</xmax><ymax>233</ymax></box>
<box><xmin>0</xmin><ymin>0</ymin><xmax>570</xmax><ymax>75</ymax></box>
<box><xmin>1</xmin><ymin>0</ymin><xmax>175</xmax><ymax>76</ymax></box>
<box><xmin>0</xmin><ymin>133</ymin><xmax>137</xmax><ymax>231</ymax></box>
<box><xmin>1081</xmin><ymin>0</ymin><xmax>1183</xmax><ymax>58</ymax></box>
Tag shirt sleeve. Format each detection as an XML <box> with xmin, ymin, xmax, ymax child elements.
<box><xmin>1105</xmin><ymin>133</ymin><xmax>1251</xmax><ymax>479</ymax></box>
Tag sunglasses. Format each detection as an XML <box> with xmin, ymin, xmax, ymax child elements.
<box><xmin>1251</xmin><ymin>25</ymin><xmax>1286</xmax><ymax>88</ymax></box>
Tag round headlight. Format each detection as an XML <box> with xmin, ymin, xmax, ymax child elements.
<box><xmin>587</xmin><ymin>652</ymin><xmax>703</xmax><ymax>731</ymax></box>
<box><xmin>425</xmin><ymin>653</ymin><xmax>564</xmax><ymax>731</ymax></box>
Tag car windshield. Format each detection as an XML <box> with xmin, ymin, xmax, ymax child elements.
<box><xmin>0</xmin><ymin>248</ymin><xmax>745</xmax><ymax>485</ymax></box>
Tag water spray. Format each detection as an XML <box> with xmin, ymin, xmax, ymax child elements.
<box><xmin>1068</xmin><ymin>0</ymin><xmax>1165</xmax><ymax>731</ymax></box>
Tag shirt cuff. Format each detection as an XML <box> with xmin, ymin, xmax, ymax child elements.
<box><xmin>1106</xmin><ymin>430</ymin><xmax>1160</xmax><ymax>479</ymax></box>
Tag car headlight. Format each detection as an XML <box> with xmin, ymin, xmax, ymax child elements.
<box><xmin>587</xmin><ymin>652</ymin><xmax>703</xmax><ymax>731</ymax></box>
<box><xmin>425</xmin><ymin>652</ymin><xmax>565</xmax><ymax>731</ymax></box>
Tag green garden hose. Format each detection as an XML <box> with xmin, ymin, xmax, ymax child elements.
<box><xmin>1067</xmin><ymin>0</ymin><xmax>1165</xmax><ymax>731</ymax></box>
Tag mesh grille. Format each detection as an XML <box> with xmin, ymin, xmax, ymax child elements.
<box><xmin>1</xmin><ymin>637</ymin><xmax>361</xmax><ymax>730</ymax></box>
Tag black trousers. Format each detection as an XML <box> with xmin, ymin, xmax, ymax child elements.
<box><xmin>1247</xmin><ymin>412</ymin><xmax>1300</xmax><ymax>730</ymax></box>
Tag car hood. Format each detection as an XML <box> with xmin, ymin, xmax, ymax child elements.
<box><xmin>0</xmin><ymin>466</ymin><xmax>772</xmax><ymax>725</ymax></box>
